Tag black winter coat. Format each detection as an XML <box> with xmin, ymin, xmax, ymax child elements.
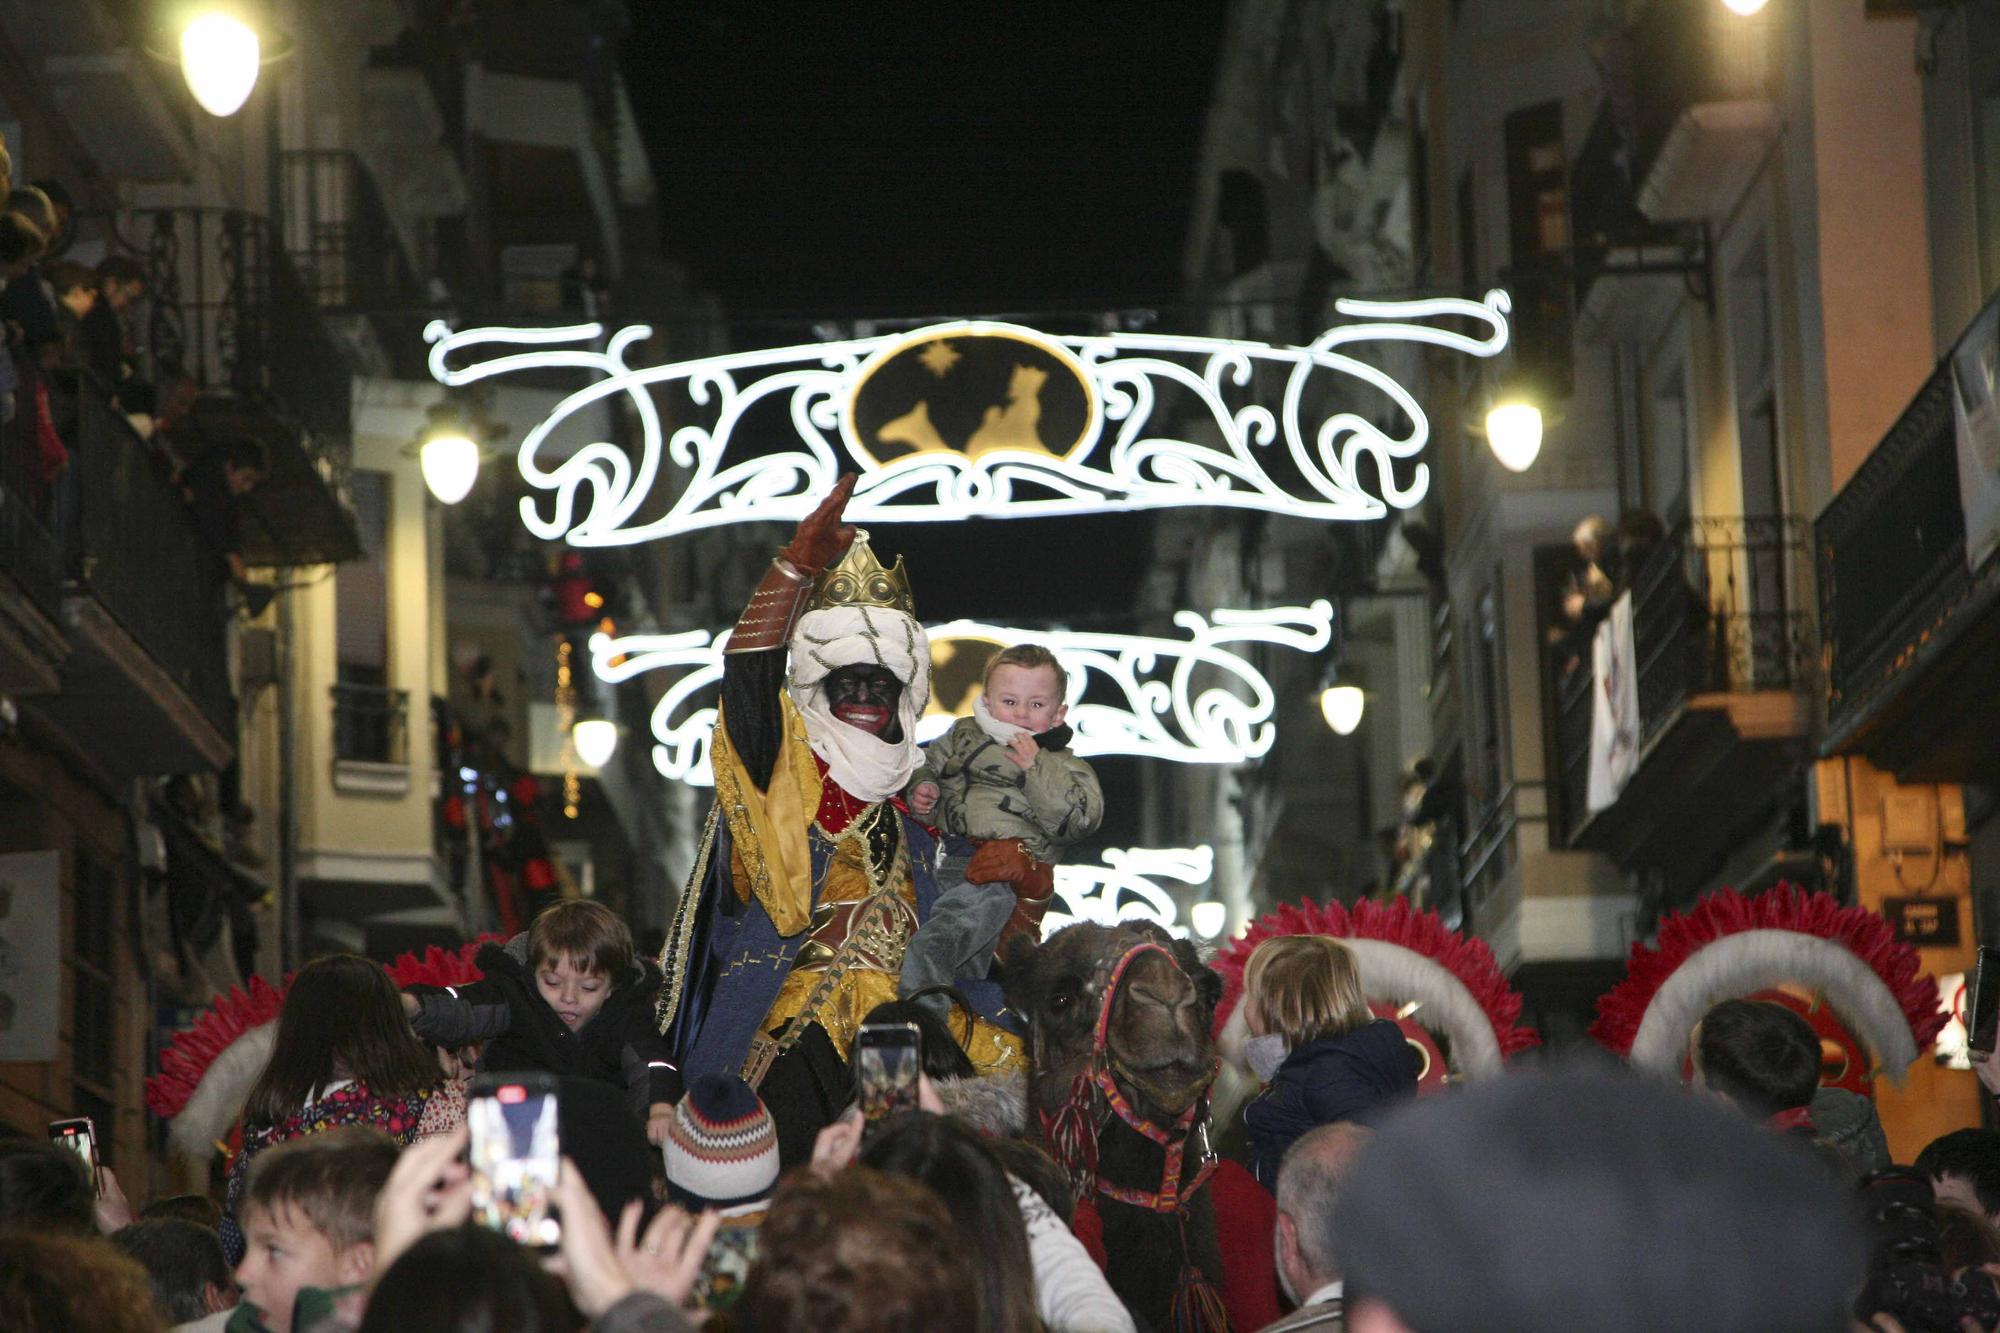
<box><xmin>1244</xmin><ymin>1018</ymin><xmax>1420</xmax><ymax>1189</ymax></box>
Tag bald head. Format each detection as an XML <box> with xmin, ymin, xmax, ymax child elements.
<box><xmin>1275</xmin><ymin>1122</ymin><xmax>1373</xmax><ymax>1299</ymax></box>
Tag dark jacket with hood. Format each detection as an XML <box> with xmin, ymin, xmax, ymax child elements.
<box><xmin>1244</xmin><ymin>1018</ymin><xmax>1421</xmax><ymax>1189</ymax></box>
<box><xmin>408</xmin><ymin>933</ymin><xmax>681</xmax><ymax>1117</ymax></box>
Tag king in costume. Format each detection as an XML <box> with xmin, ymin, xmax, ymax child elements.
<box><xmin>656</xmin><ymin>477</ymin><xmax>1032</xmax><ymax>1160</ymax></box>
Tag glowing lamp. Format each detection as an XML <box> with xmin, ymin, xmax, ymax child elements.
<box><xmin>420</xmin><ymin>432</ymin><xmax>481</xmax><ymax>505</ymax></box>
<box><xmin>1320</xmin><ymin>684</ymin><xmax>1365</xmax><ymax>736</ymax></box>
<box><xmin>1190</xmin><ymin>901</ymin><xmax>1228</xmax><ymax>939</ymax></box>
<box><xmin>180</xmin><ymin>12</ymin><xmax>261</xmax><ymax>117</ymax></box>
<box><xmin>571</xmin><ymin>718</ymin><xmax>619</xmax><ymax>769</ymax></box>
<box><xmin>1484</xmin><ymin>401</ymin><xmax>1543</xmax><ymax>472</ymax></box>
<box><xmin>1721</xmin><ymin>0</ymin><xmax>1769</xmax><ymax>13</ymax></box>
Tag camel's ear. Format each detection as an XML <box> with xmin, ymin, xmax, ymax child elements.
<box><xmin>1170</xmin><ymin>936</ymin><xmax>1224</xmax><ymax>1010</ymax></box>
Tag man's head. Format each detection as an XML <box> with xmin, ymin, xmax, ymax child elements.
<box><xmin>1275</xmin><ymin>1122</ymin><xmax>1372</xmax><ymax>1305</ymax></box>
<box><xmin>0</xmin><ymin>212</ymin><xmax>44</xmax><ymax>278</ymax></box>
<box><xmin>220</xmin><ymin>436</ymin><xmax>269</xmax><ymax>495</ymax></box>
<box><xmin>1335</xmin><ymin>1064</ymin><xmax>1867</xmax><ymax>1333</ymax></box>
<box><xmin>235</xmin><ymin>1128</ymin><xmax>396</xmax><ymax>1333</ymax></box>
<box><xmin>142</xmin><ymin>1193</ymin><xmax>224</xmax><ymax>1230</ymax></box>
<box><xmin>1690</xmin><ymin>998</ymin><xmax>1821</xmax><ymax>1120</ymax></box>
<box><xmin>0</xmin><ymin>1138</ymin><xmax>95</xmax><ymax>1235</ymax></box>
<box><xmin>742</xmin><ymin>1165</ymin><xmax>977</xmax><ymax>1333</ymax></box>
<box><xmin>527</xmin><ymin>898</ymin><xmax>634</xmax><ymax>1031</ymax></box>
<box><xmin>983</xmin><ymin>644</ymin><xmax>1068</xmax><ymax>732</ymax></box>
<box><xmin>825</xmin><ymin>663</ymin><xmax>904</xmax><ymax>740</ymax></box>
<box><xmin>1915</xmin><ymin>1129</ymin><xmax>2000</xmax><ymax>1225</ymax></box>
<box><xmin>1572</xmin><ymin>514</ymin><xmax>1614</xmax><ymax>563</ymax></box>
<box><xmin>112</xmin><ymin>1218</ymin><xmax>236</xmax><ymax>1324</ymax></box>
<box><xmin>45</xmin><ymin>259</ymin><xmax>94</xmax><ymax>318</ymax></box>
<box><xmin>96</xmin><ymin>255</ymin><xmax>146</xmax><ymax>310</ymax></box>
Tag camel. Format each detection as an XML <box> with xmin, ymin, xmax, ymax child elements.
<box><xmin>1002</xmin><ymin>921</ymin><xmax>1229</xmax><ymax>1332</ymax></box>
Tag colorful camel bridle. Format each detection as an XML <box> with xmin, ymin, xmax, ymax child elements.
<box><xmin>1039</xmin><ymin>939</ymin><xmax>1221</xmax><ymax>1214</ymax></box>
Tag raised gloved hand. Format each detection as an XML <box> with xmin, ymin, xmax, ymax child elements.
<box><xmin>779</xmin><ymin>473</ymin><xmax>859</xmax><ymax>576</ymax></box>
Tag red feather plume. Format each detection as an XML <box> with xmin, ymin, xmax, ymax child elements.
<box><xmin>1588</xmin><ymin>883</ymin><xmax>1946</xmax><ymax>1057</ymax></box>
<box><xmin>145</xmin><ymin>937</ymin><xmax>498</xmax><ymax>1120</ymax></box>
<box><xmin>1210</xmin><ymin>897</ymin><xmax>1539</xmax><ymax>1057</ymax></box>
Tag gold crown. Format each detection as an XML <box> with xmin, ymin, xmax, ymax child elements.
<box><xmin>811</xmin><ymin>530</ymin><xmax>917</xmax><ymax>615</ymax></box>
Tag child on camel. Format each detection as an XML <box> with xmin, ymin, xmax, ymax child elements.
<box><xmin>901</xmin><ymin>643</ymin><xmax>1103</xmax><ymax>999</ymax></box>
<box><xmin>402</xmin><ymin>899</ymin><xmax>682</xmax><ymax>1142</ymax></box>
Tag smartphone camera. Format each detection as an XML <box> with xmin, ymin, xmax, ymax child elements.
<box><xmin>467</xmin><ymin>1074</ymin><xmax>562</xmax><ymax>1250</ymax></box>
<box><xmin>854</xmin><ymin>1021</ymin><xmax>922</xmax><ymax>1124</ymax></box>
<box><xmin>48</xmin><ymin>1117</ymin><xmax>99</xmax><ymax>1197</ymax></box>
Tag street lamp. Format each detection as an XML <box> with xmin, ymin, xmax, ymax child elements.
<box><xmin>179</xmin><ymin>10</ymin><xmax>262</xmax><ymax>117</ymax></box>
<box><xmin>571</xmin><ymin>717</ymin><xmax>620</xmax><ymax>770</ymax></box>
<box><xmin>1319</xmin><ymin>683</ymin><xmax>1365</xmax><ymax>736</ymax></box>
<box><xmin>1721</xmin><ymin>0</ymin><xmax>1769</xmax><ymax>14</ymax></box>
<box><xmin>1190</xmin><ymin>900</ymin><xmax>1227</xmax><ymax>939</ymax></box>
<box><xmin>1484</xmin><ymin>399</ymin><xmax>1544</xmax><ymax>473</ymax></box>
<box><xmin>419</xmin><ymin>430</ymin><xmax>481</xmax><ymax>505</ymax></box>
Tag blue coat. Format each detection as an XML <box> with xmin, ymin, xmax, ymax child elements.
<box><xmin>1244</xmin><ymin>1018</ymin><xmax>1421</xmax><ymax>1189</ymax></box>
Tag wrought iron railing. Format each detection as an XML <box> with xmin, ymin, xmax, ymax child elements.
<box><xmin>332</xmin><ymin>682</ymin><xmax>410</xmax><ymax>766</ymax></box>
<box><xmin>1554</xmin><ymin>515</ymin><xmax>1813</xmax><ymax>838</ymax></box>
<box><xmin>0</xmin><ymin>387</ymin><xmax>62</xmax><ymax>620</ymax></box>
<box><xmin>72</xmin><ymin>375</ymin><xmax>233</xmax><ymax>731</ymax></box>
<box><xmin>1625</xmin><ymin>0</ymin><xmax>1777</xmax><ymax>195</ymax></box>
<box><xmin>1816</xmin><ymin>360</ymin><xmax>1970</xmax><ymax>734</ymax></box>
<box><xmin>137</xmin><ymin>207</ymin><xmax>355</xmax><ymax>447</ymax></box>
<box><xmin>282</xmin><ymin>151</ymin><xmax>428</xmax><ymax>314</ymax></box>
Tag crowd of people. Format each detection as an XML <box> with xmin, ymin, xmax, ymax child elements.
<box><xmin>2</xmin><ymin>887</ymin><xmax>1996</xmax><ymax>1331</ymax></box>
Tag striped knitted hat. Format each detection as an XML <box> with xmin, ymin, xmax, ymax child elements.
<box><xmin>663</xmin><ymin>1073</ymin><xmax>780</xmax><ymax>1211</ymax></box>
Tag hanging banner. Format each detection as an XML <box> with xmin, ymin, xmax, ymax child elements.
<box><xmin>0</xmin><ymin>851</ymin><xmax>61</xmax><ymax>1062</ymax></box>
<box><xmin>425</xmin><ymin>292</ymin><xmax>1512</xmax><ymax>546</ymax></box>
<box><xmin>1951</xmin><ymin>294</ymin><xmax>2000</xmax><ymax>574</ymax></box>
<box><xmin>1586</xmin><ymin>592</ymin><xmax>1641</xmax><ymax>814</ymax></box>
<box><xmin>589</xmin><ymin>602</ymin><xmax>1334</xmax><ymax>787</ymax></box>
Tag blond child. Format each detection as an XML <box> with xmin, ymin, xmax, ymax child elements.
<box><xmin>1239</xmin><ymin>935</ymin><xmax>1421</xmax><ymax>1189</ymax></box>
<box><xmin>900</xmin><ymin>644</ymin><xmax>1103</xmax><ymax>997</ymax></box>
<box><xmin>232</xmin><ymin>1128</ymin><xmax>397</xmax><ymax>1333</ymax></box>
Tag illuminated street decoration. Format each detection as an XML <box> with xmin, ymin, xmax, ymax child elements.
<box><xmin>588</xmin><ymin>601</ymin><xmax>1333</xmax><ymax>787</ymax></box>
<box><xmin>425</xmin><ymin>293</ymin><xmax>1511</xmax><ymax>545</ymax></box>
<box><xmin>1044</xmin><ymin>846</ymin><xmax>1216</xmax><ymax>940</ymax></box>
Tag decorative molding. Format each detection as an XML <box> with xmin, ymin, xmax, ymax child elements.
<box><xmin>331</xmin><ymin>758</ymin><xmax>414</xmax><ymax>798</ymax></box>
<box><xmin>425</xmin><ymin>294</ymin><xmax>1511</xmax><ymax>545</ymax></box>
<box><xmin>588</xmin><ymin>602</ymin><xmax>1334</xmax><ymax>788</ymax></box>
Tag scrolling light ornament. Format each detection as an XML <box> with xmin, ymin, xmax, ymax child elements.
<box><xmin>425</xmin><ymin>293</ymin><xmax>1511</xmax><ymax>544</ymax></box>
<box><xmin>1044</xmin><ymin>846</ymin><xmax>1215</xmax><ymax>941</ymax></box>
<box><xmin>588</xmin><ymin>601</ymin><xmax>1333</xmax><ymax>788</ymax></box>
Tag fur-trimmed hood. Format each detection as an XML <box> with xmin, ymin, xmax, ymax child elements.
<box><xmin>934</xmin><ymin>1069</ymin><xmax>1027</xmax><ymax>1137</ymax></box>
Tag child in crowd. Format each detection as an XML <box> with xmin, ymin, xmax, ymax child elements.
<box><xmin>662</xmin><ymin>1073</ymin><xmax>782</xmax><ymax>1316</ymax></box>
<box><xmin>1239</xmin><ymin>934</ymin><xmax>1420</xmax><ymax>1189</ymax></box>
<box><xmin>402</xmin><ymin>898</ymin><xmax>682</xmax><ymax>1142</ymax></box>
<box><xmin>231</xmin><ymin>1128</ymin><xmax>397</xmax><ymax>1333</ymax></box>
<box><xmin>900</xmin><ymin>644</ymin><xmax>1103</xmax><ymax>997</ymax></box>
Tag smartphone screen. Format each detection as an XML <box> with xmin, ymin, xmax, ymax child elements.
<box><xmin>1972</xmin><ymin>946</ymin><xmax>2000</xmax><ymax>1056</ymax></box>
<box><xmin>48</xmin><ymin>1118</ymin><xmax>99</xmax><ymax>1197</ymax></box>
<box><xmin>854</xmin><ymin>1021</ymin><xmax>922</xmax><ymax>1122</ymax></box>
<box><xmin>467</xmin><ymin>1075</ymin><xmax>561</xmax><ymax>1249</ymax></box>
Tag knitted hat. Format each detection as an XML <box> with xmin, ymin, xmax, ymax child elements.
<box><xmin>663</xmin><ymin>1074</ymin><xmax>780</xmax><ymax>1211</ymax></box>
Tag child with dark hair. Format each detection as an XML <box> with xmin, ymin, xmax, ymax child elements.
<box><xmin>0</xmin><ymin>1137</ymin><xmax>98</xmax><ymax>1235</ymax></box>
<box><xmin>233</xmin><ymin>1128</ymin><xmax>398</xmax><ymax>1333</ymax></box>
<box><xmin>403</xmin><ymin>899</ymin><xmax>682</xmax><ymax>1141</ymax></box>
<box><xmin>1917</xmin><ymin>1128</ymin><xmax>2000</xmax><ymax>1226</ymax></box>
<box><xmin>111</xmin><ymin>1218</ymin><xmax>237</xmax><ymax>1330</ymax></box>
<box><xmin>225</xmin><ymin>955</ymin><xmax>457</xmax><ymax>1244</ymax></box>
<box><xmin>1690</xmin><ymin>997</ymin><xmax>1823</xmax><ymax>1131</ymax></box>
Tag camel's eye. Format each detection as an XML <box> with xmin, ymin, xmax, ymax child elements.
<box><xmin>1050</xmin><ymin>982</ymin><xmax>1081</xmax><ymax>1013</ymax></box>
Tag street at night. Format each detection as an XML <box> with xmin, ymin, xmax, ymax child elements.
<box><xmin>0</xmin><ymin>2</ymin><xmax>1998</xmax><ymax>1330</ymax></box>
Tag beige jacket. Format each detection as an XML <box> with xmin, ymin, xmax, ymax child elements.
<box><xmin>909</xmin><ymin>716</ymin><xmax>1103</xmax><ymax>862</ymax></box>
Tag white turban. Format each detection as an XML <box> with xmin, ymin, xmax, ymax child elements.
<box><xmin>787</xmin><ymin>605</ymin><xmax>931</xmax><ymax>803</ymax></box>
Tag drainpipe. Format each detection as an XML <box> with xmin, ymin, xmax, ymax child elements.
<box><xmin>278</xmin><ymin>588</ymin><xmax>301</xmax><ymax>971</ymax></box>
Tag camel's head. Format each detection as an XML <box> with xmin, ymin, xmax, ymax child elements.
<box><xmin>1003</xmin><ymin>921</ymin><xmax>1221</xmax><ymax>1121</ymax></box>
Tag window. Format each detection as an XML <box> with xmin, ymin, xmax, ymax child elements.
<box><xmin>70</xmin><ymin>848</ymin><xmax>116</xmax><ymax>1095</ymax></box>
<box><xmin>1729</xmin><ymin>240</ymin><xmax>1787</xmax><ymax>629</ymax></box>
<box><xmin>334</xmin><ymin>471</ymin><xmax>404</xmax><ymax>764</ymax></box>
<box><xmin>1504</xmin><ymin>100</ymin><xmax>1573</xmax><ymax>398</ymax></box>
<box><xmin>1648</xmin><ymin>368</ymin><xmax>1692</xmax><ymax>524</ymax></box>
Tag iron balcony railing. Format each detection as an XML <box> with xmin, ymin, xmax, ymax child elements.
<box><xmin>73</xmin><ymin>373</ymin><xmax>233</xmax><ymax>731</ymax></box>
<box><xmin>1554</xmin><ymin>515</ymin><xmax>1813</xmax><ymax>841</ymax></box>
<box><xmin>1816</xmin><ymin>360</ymin><xmax>1969</xmax><ymax>736</ymax></box>
<box><xmin>136</xmin><ymin>206</ymin><xmax>355</xmax><ymax>448</ymax></box>
<box><xmin>0</xmin><ymin>386</ymin><xmax>63</xmax><ymax>621</ymax></box>
<box><xmin>332</xmin><ymin>681</ymin><xmax>411</xmax><ymax>766</ymax></box>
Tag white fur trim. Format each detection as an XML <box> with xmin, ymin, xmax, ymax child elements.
<box><xmin>935</xmin><ymin>1069</ymin><xmax>1027</xmax><ymax>1137</ymax></box>
<box><xmin>1627</xmin><ymin>928</ymin><xmax>1920</xmax><ymax>1082</ymax></box>
<box><xmin>1342</xmin><ymin>938</ymin><xmax>1504</xmax><ymax>1079</ymax></box>
<box><xmin>169</xmin><ymin>1022</ymin><xmax>275</xmax><ymax>1162</ymax></box>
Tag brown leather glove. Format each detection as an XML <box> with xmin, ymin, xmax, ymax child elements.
<box><xmin>778</xmin><ymin>473</ymin><xmax>859</xmax><ymax>576</ymax></box>
<box><xmin>966</xmin><ymin>838</ymin><xmax>1054</xmax><ymax>901</ymax></box>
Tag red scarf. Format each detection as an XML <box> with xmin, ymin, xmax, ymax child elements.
<box><xmin>1767</xmin><ymin>1106</ymin><xmax>1816</xmax><ymax>1134</ymax></box>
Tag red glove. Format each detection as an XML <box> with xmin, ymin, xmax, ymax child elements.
<box><xmin>778</xmin><ymin>473</ymin><xmax>859</xmax><ymax>575</ymax></box>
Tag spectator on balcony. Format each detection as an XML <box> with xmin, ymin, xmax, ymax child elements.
<box><xmin>0</xmin><ymin>210</ymin><xmax>44</xmax><ymax>429</ymax></box>
<box><xmin>83</xmin><ymin>254</ymin><xmax>147</xmax><ymax>389</ymax></box>
<box><xmin>180</xmin><ymin>434</ymin><xmax>268</xmax><ymax>591</ymax></box>
<box><xmin>28</xmin><ymin>179</ymin><xmax>74</xmax><ymax>258</ymax></box>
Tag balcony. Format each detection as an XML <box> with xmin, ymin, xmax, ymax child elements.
<box><xmin>1554</xmin><ymin>516</ymin><xmax>1814</xmax><ymax>882</ymax></box>
<box><xmin>1817</xmin><ymin>325</ymin><xmax>2000</xmax><ymax>782</ymax></box>
<box><xmin>1568</xmin><ymin>102</ymin><xmax>1708</xmax><ymax>344</ymax></box>
<box><xmin>28</xmin><ymin>380</ymin><xmax>233</xmax><ymax>778</ymax></box>
<box><xmin>1624</xmin><ymin>0</ymin><xmax>1779</xmax><ymax>224</ymax></box>
<box><xmin>136</xmin><ymin>208</ymin><xmax>362</xmax><ymax>568</ymax></box>
<box><xmin>0</xmin><ymin>407</ymin><xmax>69</xmax><ymax>696</ymax></box>
<box><xmin>282</xmin><ymin>150</ymin><xmax>437</xmax><ymax>381</ymax></box>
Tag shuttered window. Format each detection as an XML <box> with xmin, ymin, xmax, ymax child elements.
<box><xmin>336</xmin><ymin>471</ymin><xmax>389</xmax><ymax>672</ymax></box>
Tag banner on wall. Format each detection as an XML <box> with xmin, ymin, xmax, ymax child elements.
<box><xmin>1586</xmin><ymin>592</ymin><xmax>1641</xmax><ymax>814</ymax></box>
<box><xmin>1952</xmin><ymin>295</ymin><xmax>2000</xmax><ymax>574</ymax></box>
<box><xmin>0</xmin><ymin>851</ymin><xmax>60</xmax><ymax>1063</ymax></box>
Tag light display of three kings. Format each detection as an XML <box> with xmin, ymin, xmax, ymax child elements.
<box><xmin>656</xmin><ymin>475</ymin><xmax>1036</xmax><ymax>1162</ymax></box>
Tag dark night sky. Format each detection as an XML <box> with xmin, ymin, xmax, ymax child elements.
<box><xmin>620</xmin><ymin>4</ymin><xmax>1230</xmax><ymax>628</ymax></box>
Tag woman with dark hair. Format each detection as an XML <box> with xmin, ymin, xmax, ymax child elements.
<box><xmin>862</xmin><ymin>1112</ymin><xmax>1133</xmax><ymax>1333</ymax></box>
<box><xmin>225</xmin><ymin>955</ymin><xmax>459</xmax><ymax>1229</ymax></box>
<box><xmin>359</xmin><ymin>1225</ymin><xmax>582</xmax><ymax>1333</ymax></box>
<box><xmin>0</xmin><ymin>1232</ymin><xmax>165</xmax><ymax>1333</ymax></box>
